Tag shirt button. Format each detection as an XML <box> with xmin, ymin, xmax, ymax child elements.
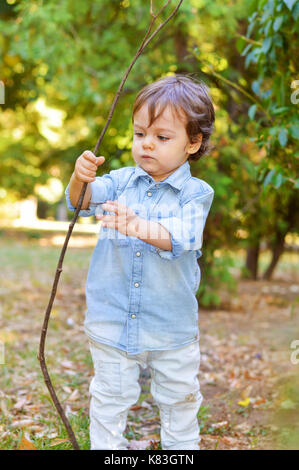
<box><xmin>131</xmin><ymin>314</ymin><xmax>136</xmax><ymax>319</ymax></box>
<box><xmin>136</xmin><ymin>251</ymin><xmax>141</xmax><ymax>257</ymax></box>
<box><xmin>134</xmin><ymin>282</ymin><xmax>139</xmax><ymax>288</ymax></box>
<box><xmin>147</xmin><ymin>191</ymin><xmax>152</xmax><ymax>197</ymax></box>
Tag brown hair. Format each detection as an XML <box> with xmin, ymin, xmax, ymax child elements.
<box><xmin>132</xmin><ymin>74</ymin><xmax>215</xmax><ymax>161</ymax></box>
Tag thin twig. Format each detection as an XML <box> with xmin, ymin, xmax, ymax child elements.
<box><xmin>236</xmin><ymin>33</ymin><xmax>262</xmax><ymax>47</ymax></box>
<box><xmin>38</xmin><ymin>0</ymin><xmax>184</xmax><ymax>451</ymax></box>
<box><xmin>199</xmin><ymin>60</ymin><xmax>272</xmax><ymax>122</ymax></box>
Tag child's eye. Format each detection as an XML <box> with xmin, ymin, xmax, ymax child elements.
<box><xmin>134</xmin><ymin>132</ymin><xmax>169</xmax><ymax>141</ymax></box>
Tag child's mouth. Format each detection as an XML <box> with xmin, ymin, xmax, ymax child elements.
<box><xmin>142</xmin><ymin>155</ymin><xmax>154</xmax><ymax>159</ymax></box>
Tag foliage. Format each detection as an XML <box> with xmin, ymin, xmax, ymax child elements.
<box><xmin>0</xmin><ymin>0</ymin><xmax>298</xmax><ymax>305</ymax></box>
<box><xmin>239</xmin><ymin>0</ymin><xmax>299</xmax><ymax>189</ymax></box>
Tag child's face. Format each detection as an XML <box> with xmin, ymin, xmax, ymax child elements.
<box><xmin>132</xmin><ymin>103</ymin><xmax>200</xmax><ymax>182</ymax></box>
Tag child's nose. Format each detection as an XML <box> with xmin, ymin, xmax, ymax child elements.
<box><xmin>143</xmin><ymin>136</ymin><xmax>154</xmax><ymax>149</ymax></box>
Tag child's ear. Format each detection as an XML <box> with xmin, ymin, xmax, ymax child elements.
<box><xmin>188</xmin><ymin>133</ymin><xmax>202</xmax><ymax>154</ymax></box>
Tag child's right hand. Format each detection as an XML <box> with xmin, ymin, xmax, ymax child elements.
<box><xmin>74</xmin><ymin>150</ymin><xmax>105</xmax><ymax>183</ymax></box>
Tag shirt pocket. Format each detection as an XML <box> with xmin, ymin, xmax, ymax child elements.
<box><xmin>114</xmin><ymin>238</ymin><xmax>130</xmax><ymax>247</ymax></box>
<box><xmin>144</xmin><ymin>206</ymin><xmax>173</xmax><ymax>255</ymax></box>
<box><xmin>148</xmin><ymin>244</ymin><xmax>161</xmax><ymax>255</ymax></box>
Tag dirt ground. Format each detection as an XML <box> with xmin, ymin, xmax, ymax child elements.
<box><xmin>132</xmin><ymin>277</ymin><xmax>299</xmax><ymax>450</ymax></box>
<box><xmin>0</xmin><ymin>237</ymin><xmax>298</xmax><ymax>450</ymax></box>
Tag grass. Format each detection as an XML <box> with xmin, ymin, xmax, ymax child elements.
<box><xmin>270</xmin><ymin>374</ymin><xmax>299</xmax><ymax>450</ymax></box>
<box><xmin>0</xmin><ymin>233</ymin><xmax>298</xmax><ymax>450</ymax></box>
<box><xmin>0</xmin><ymin>237</ymin><xmax>94</xmax><ymax>449</ymax></box>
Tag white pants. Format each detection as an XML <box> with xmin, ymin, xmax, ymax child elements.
<box><xmin>88</xmin><ymin>339</ymin><xmax>203</xmax><ymax>450</ymax></box>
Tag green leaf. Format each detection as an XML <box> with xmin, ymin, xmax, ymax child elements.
<box><xmin>246</xmin><ymin>19</ymin><xmax>256</xmax><ymax>38</ymax></box>
<box><xmin>278</xmin><ymin>128</ymin><xmax>288</xmax><ymax>147</ymax></box>
<box><xmin>277</xmin><ymin>2</ymin><xmax>283</xmax><ymax>12</ymax></box>
<box><xmin>273</xmin><ymin>16</ymin><xmax>283</xmax><ymax>31</ymax></box>
<box><xmin>264</xmin><ymin>168</ymin><xmax>276</xmax><ymax>187</ymax></box>
<box><xmin>269</xmin><ymin>127</ymin><xmax>279</xmax><ymax>137</ymax></box>
<box><xmin>274</xmin><ymin>172</ymin><xmax>283</xmax><ymax>188</ymax></box>
<box><xmin>264</xmin><ymin>19</ymin><xmax>272</xmax><ymax>36</ymax></box>
<box><xmin>251</xmin><ymin>80</ymin><xmax>260</xmax><ymax>95</ymax></box>
<box><xmin>241</xmin><ymin>43</ymin><xmax>252</xmax><ymax>56</ymax></box>
<box><xmin>283</xmin><ymin>0</ymin><xmax>297</xmax><ymax>11</ymax></box>
<box><xmin>262</xmin><ymin>37</ymin><xmax>272</xmax><ymax>54</ymax></box>
<box><xmin>245</xmin><ymin>50</ymin><xmax>256</xmax><ymax>68</ymax></box>
<box><xmin>262</xmin><ymin>89</ymin><xmax>272</xmax><ymax>99</ymax></box>
<box><xmin>257</xmin><ymin>167</ymin><xmax>267</xmax><ymax>182</ymax></box>
<box><xmin>293</xmin><ymin>3</ymin><xmax>299</xmax><ymax>20</ymax></box>
<box><xmin>248</xmin><ymin>104</ymin><xmax>257</xmax><ymax>120</ymax></box>
<box><xmin>289</xmin><ymin>125</ymin><xmax>299</xmax><ymax>139</ymax></box>
<box><xmin>272</xmin><ymin>106</ymin><xmax>289</xmax><ymax>115</ymax></box>
<box><xmin>249</xmin><ymin>11</ymin><xmax>258</xmax><ymax>22</ymax></box>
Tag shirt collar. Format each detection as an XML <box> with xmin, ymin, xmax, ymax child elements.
<box><xmin>131</xmin><ymin>160</ymin><xmax>191</xmax><ymax>191</ymax></box>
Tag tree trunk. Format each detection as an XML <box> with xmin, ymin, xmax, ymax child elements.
<box><xmin>262</xmin><ymin>235</ymin><xmax>285</xmax><ymax>280</ymax></box>
<box><xmin>244</xmin><ymin>243</ymin><xmax>260</xmax><ymax>279</ymax></box>
<box><xmin>262</xmin><ymin>192</ymin><xmax>299</xmax><ymax>280</ymax></box>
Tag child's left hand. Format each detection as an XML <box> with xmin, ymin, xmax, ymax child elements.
<box><xmin>97</xmin><ymin>200</ymin><xmax>140</xmax><ymax>238</ymax></box>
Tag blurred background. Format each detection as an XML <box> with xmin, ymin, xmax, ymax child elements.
<box><xmin>0</xmin><ymin>0</ymin><xmax>298</xmax><ymax>450</ymax></box>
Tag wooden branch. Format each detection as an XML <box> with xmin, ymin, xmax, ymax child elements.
<box><xmin>38</xmin><ymin>0</ymin><xmax>184</xmax><ymax>451</ymax></box>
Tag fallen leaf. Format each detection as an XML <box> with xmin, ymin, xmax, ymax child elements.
<box><xmin>50</xmin><ymin>438</ymin><xmax>70</xmax><ymax>447</ymax></box>
<box><xmin>140</xmin><ymin>401</ymin><xmax>152</xmax><ymax>409</ymax></box>
<box><xmin>149</xmin><ymin>440</ymin><xmax>160</xmax><ymax>450</ymax></box>
<box><xmin>238</xmin><ymin>397</ymin><xmax>251</xmax><ymax>407</ymax></box>
<box><xmin>12</xmin><ymin>419</ymin><xmax>34</xmax><ymax>428</ymax></box>
<box><xmin>65</xmin><ymin>404</ymin><xmax>77</xmax><ymax>417</ymax></box>
<box><xmin>252</xmin><ymin>397</ymin><xmax>266</xmax><ymax>406</ymax></box>
<box><xmin>61</xmin><ymin>360</ymin><xmax>74</xmax><ymax>369</ymax></box>
<box><xmin>0</xmin><ymin>399</ymin><xmax>10</xmax><ymax>417</ymax></box>
<box><xmin>210</xmin><ymin>421</ymin><xmax>228</xmax><ymax>429</ymax></box>
<box><xmin>19</xmin><ymin>435</ymin><xmax>37</xmax><ymax>450</ymax></box>
<box><xmin>141</xmin><ymin>433</ymin><xmax>160</xmax><ymax>440</ymax></box>
<box><xmin>14</xmin><ymin>397</ymin><xmax>27</xmax><ymax>410</ymax></box>
<box><xmin>235</xmin><ymin>422</ymin><xmax>251</xmax><ymax>432</ymax></box>
<box><xmin>128</xmin><ymin>440</ymin><xmax>152</xmax><ymax>450</ymax></box>
<box><xmin>67</xmin><ymin>389</ymin><xmax>79</xmax><ymax>402</ymax></box>
<box><xmin>221</xmin><ymin>436</ymin><xmax>239</xmax><ymax>446</ymax></box>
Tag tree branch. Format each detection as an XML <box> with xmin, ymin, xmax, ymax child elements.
<box><xmin>38</xmin><ymin>0</ymin><xmax>184</xmax><ymax>451</ymax></box>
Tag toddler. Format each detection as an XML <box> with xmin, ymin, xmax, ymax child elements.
<box><xmin>65</xmin><ymin>74</ymin><xmax>215</xmax><ymax>450</ymax></box>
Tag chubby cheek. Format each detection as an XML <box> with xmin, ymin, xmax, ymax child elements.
<box><xmin>131</xmin><ymin>140</ymin><xmax>139</xmax><ymax>156</ymax></box>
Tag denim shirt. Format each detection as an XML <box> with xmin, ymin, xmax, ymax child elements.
<box><xmin>65</xmin><ymin>160</ymin><xmax>214</xmax><ymax>355</ymax></box>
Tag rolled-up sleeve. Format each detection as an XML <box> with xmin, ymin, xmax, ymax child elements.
<box><xmin>154</xmin><ymin>190</ymin><xmax>214</xmax><ymax>260</ymax></box>
<box><xmin>65</xmin><ymin>172</ymin><xmax>118</xmax><ymax>217</ymax></box>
